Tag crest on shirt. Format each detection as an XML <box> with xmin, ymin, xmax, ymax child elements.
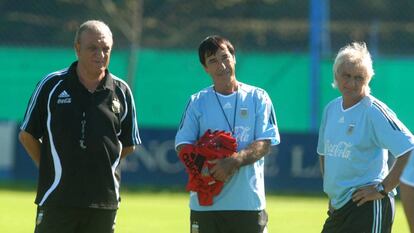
<box><xmin>240</xmin><ymin>108</ymin><xmax>248</xmax><ymax>118</ymax></box>
<box><xmin>112</xmin><ymin>98</ymin><xmax>121</xmax><ymax>113</ymax></box>
<box><xmin>347</xmin><ymin>123</ymin><xmax>355</xmax><ymax>135</ymax></box>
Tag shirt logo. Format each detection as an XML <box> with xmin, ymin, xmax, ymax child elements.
<box><xmin>57</xmin><ymin>90</ymin><xmax>71</xmax><ymax>104</ymax></box>
<box><xmin>240</xmin><ymin>108</ymin><xmax>248</xmax><ymax>118</ymax></box>
<box><xmin>112</xmin><ymin>98</ymin><xmax>121</xmax><ymax>113</ymax></box>
<box><xmin>325</xmin><ymin>140</ymin><xmax>352</xmax><ymax>160</ymax></box>
<box><xmin>338</xmin><ymin>116</ymin><xmax>345</xmax><ymax>123</ymax></box>
<box><xmin>234</xmin><ymin>126</ymin><xmax>251</xmax><ymax>143</ymax></box>
<box><xmin>347</xmin><ymin>123</ymin><xmax>355</xmax><ymax>135</ymax></box>
<box><xmin>58</xmin><ymin>90</ymin><xmax>70</xmax><ymax>98</ymax></box>
<box><xmin>223</xmin><ymin>102</ymin><xmax>232</xmax><ymax>109</ymax></box>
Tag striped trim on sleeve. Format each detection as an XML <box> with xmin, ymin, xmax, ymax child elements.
<box><xmin>372</xmin><ymin>101</ymin><xmax>402</xmax><ymax>131</ymax></box>
<box><xmin>21</xmin><ymin>69</ymin><xmax>68</xmax><ymax>130</ymax></box>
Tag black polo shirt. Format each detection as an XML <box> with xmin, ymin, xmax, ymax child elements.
<box><xmin>21</xmin><ymin>61</ymin><xmax>141</xmax><ymax>209</ymax></box>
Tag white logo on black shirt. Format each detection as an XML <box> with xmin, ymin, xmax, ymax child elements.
<box><xmin>57</xmin><ymin>90</ymin><xmax>71</xmax><ymax>104</ymax></box>
<box><xmin>58</xmin><ymin>90</ymin><xmax>70</xmax><ymax>98</ymax></box>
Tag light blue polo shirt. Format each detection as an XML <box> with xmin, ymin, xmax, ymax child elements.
<box><xmin>175</xmin><ymin>82</ymin><xmax>280</xmax><ymax>211</ymax></box>
<box><xmin>317</xmin><ymin>95</ymin><xmax>414</xmax><ymax>209</ymax></box>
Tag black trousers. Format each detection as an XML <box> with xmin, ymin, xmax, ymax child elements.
<box><xmin>190</xmin><ymin>210</ymin><xmax>268</xmax><ymax>233</ymax></box>
<box><xmin>34</xmin><ymin>206</ymin><xmax>117</xmax><ymax>233</ymax></box>
<box><xmin>322</xmin><ymin>195</ymin><xmax>395</xmax><ymax>233</ymax></box>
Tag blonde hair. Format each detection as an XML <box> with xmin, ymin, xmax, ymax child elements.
<box><xmin>332</xmin><ymin>42</ymin><xmax>374</xmax><ymax>93</ymax></box>
<box><xmin>74</xmin><ymin>20</ymin><xmax>113</xmax><ymax>45</ymax></box>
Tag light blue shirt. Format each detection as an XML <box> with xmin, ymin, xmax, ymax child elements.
<box><xmin>175</xmin><ymin>82</ymin><xmax>280</xmax><ymax>211</ymax></box>
<box><xmin>317</xmin><ymin>95</ymin><xmax>414</xmax><ymax>209</ymax></box>
<box><xmin>401</xmin><ymin>151</ymin><xmax>414</xmax><ymax>187</ymax></box>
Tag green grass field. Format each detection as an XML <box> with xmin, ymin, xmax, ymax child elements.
<box><xmin>0</xmin><ymin>187</ymin><xmax>410</xmax><ymax>233</ymax></box>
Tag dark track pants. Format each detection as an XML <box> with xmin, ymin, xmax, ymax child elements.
<box><xmin>34</xmin><ymin>206</ymin><xmax>117</xmax><ymax>233</ymax></box>
<box><xmin>190</xmin><ymin>210</ymin><xmax>268</xmax><ymax>233</ymax></box>
<box><xmin>322</xmin><ymin>195</ymin><xmax>395</xmax><ymax>233</ymax></box>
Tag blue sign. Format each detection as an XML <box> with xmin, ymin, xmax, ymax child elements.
<box><xmin>121</xmin><ymin>129</ymin><xmax>323</xmax><ymax>191</ymax></box>
<box><xmin>13</xmin><ymin>127</ymin><xmax>323</xmax><ymax>192</ymax></box>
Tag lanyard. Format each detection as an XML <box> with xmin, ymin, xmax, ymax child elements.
<box><xmin>213</xmin><ymin>88</ymin><xmax>238</xmax><ymax>135</ymax></box>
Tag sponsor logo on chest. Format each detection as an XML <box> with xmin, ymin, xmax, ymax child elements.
<box><xmin>57</xmin><ymin>90</ymin><xmax>71</xmax><ymax>104</ymax></box>
<box><xmin>325</xmin><ymin>140</ymin><xmax>352</xmax><ymax>160</ymax></box>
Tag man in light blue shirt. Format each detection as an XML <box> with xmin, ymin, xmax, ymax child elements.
<box><xmin>317</xmin><ymin>42</ymin><xmax>414</xmax><ymax>233</ymax></box>
<box><xmin>175</xmin><ymin>35</ymin><xmax>280</xmax><ymax>233</ymax></box>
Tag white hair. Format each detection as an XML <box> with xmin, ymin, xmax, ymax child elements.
<box><xmin>74</xmin><ymin>20</ymin><xmax>113</xmax><ymax>45</ymax></box>
<box><xmin>332</xmin><ymin>42</ymin><xmax>374</xmax><ymax>93</ymax></box>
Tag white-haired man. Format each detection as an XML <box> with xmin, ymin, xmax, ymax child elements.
<box><xmin>317</xmin><ymin>42</ymin><xmax>414</xmax><ymax>233</ymax></box>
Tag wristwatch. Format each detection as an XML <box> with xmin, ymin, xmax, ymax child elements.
<box><xmin>375</xmin><ymin>183</ymin><xmax>388</xmax><ymax>197</ymax></box>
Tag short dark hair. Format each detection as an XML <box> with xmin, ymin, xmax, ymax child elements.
<box><xmin>198</xmin><ymin>35</ymin><xmax>235</xmax><ymax>66</ymax></box>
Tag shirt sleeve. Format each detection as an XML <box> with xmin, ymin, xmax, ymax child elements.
<box><xmin>175</xmin><ymin>97</ymin><xmax>199</xmax><ymax>149</ymax></box>
<box><xmin>254</xmin><ymin>89</ymin><xmax>280</xmax><ymax>146</ymax></box>
<box><xmin>369</xmin><ymin>103</ymin><xmax>414</xmax><ymax>158</ymax></box>
<box><xmin>317</xmin><ymin>105</ymin><xmax>328</xmax><ymax>156</ymax></box>
<box><xmin>20</xmin><ymin>80</ymin><xmax>48</xmax><ymax>139</ymax></box>
<box><xmin>118</xmin><ymin>84</ymin><xmax>141</xmax><ymax>147</ymax></box>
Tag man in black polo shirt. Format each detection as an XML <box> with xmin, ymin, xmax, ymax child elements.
<box><xmin>18</xmin><ymin>20</ymin><xmax>141</xmax><ymax>233</ymax></box>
